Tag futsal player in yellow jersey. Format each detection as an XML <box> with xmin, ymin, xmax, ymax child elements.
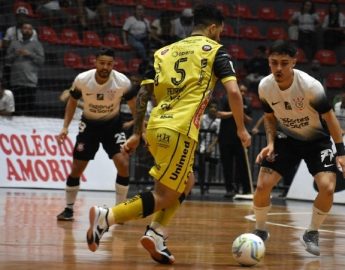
<box><xmin>86</xmin><ymin>4</ymin><xmax>251</xmax><ymax>264</ymax></box>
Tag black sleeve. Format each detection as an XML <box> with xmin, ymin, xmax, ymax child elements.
<box><xmin>69</xmin><ymin>88</ymin><xmax>82</xmax><ymax>100</ymax></box>
<box><xmin>123</xmin><ymin>83</ymin><xmax>140</xmax><ymax>101</ymax></box>
<box><xmin>213</xmin><ymin>47</ymin><xmax>236</xmax><ymax>79</ymax></box>
<box><xmin>260</xmin><ymin>98</ymin><xmax>274</xmax><ymax>113</ymax></box>
<box><xmin>144</xmin><ymin>61</ymin><xmax>156</xmax><ymax>80</ymax></box>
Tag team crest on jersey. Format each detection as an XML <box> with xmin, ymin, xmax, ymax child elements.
<box><xmin>76</xmin><ymin>143</ymin><xmax>84</xmax><ymax>152</ymax></box>
<box><xmin>97</xmin><ymin>94</ymin><xmax>104</xmax><ymax>100</ymax></box>
<box><xmin>202</xmin><ymin>45</ymin><xmax>212</xmax><ymax>51</ymax></box>
<box><xmin>161</xmin><ymin>48</ymin><xmax>169</xmax><ymax>55</ymax></box>
<box><xmin>292</xmin><ymin>97</ymin><xmax>305</xmax><ymax>110</ymax></box>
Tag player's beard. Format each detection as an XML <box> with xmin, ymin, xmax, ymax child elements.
<box><xmin>97</xmin><ymin>70</ymin><xmax>110</xmax><ymax>79</ymax></box>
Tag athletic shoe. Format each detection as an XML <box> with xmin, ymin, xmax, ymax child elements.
<box><xmin>252</xmin><ymin>229</ymin><xmax>270</xmax><ymax>242</ymax></box>
<box><xmin>86</xmin><ymin>206</ymin><xmax>109</xmax><ymax>252</ymax></box>
<box><xmin>300</xmin><ymin>230</ymin><xmax>320</xmax><ymax>256</ymax></box>
<box><xmin>57</xmin><ymin>207</ymin><xmax>74</xmax><ymax>221</ymax></box>
<box><xmin>140</xmin><ymin>226</ymin><xmax>175</xmax><ymax>264</ymax></box>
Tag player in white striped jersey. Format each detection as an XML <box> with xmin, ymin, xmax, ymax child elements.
<box><xmin>251</xmin><ymin>40</ymin><xmax>345</xmax><ymax>256</ymax></box>
<box><xmin>57</xmin><ymin>47</ymin><xmax>136</xmax><ymax>221</ymax></box>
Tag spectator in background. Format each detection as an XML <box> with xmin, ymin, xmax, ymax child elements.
<box><xmin>197</xmin><ymin>100</ymin><xmax>221</xmax><ymax>195</ymax></box>
<box><xmin>334</xmin><ymin>93</ymin><xmax>345</xmax><ymax>134</ymax></box>
<box><xmin>2</xmin><ymin>6</ymin><xmax>38</xmax><ymax>89</ymax></box>
<box><xmin>77</xmin><ymin>0</ymin><xmax>109</xmax><ymax>30</ymax></box>
<box><xmin>122</xmin><ymin>5</ymin><xmax>151</xmax><ymax>65</ymax></box>
<box><xmin>322</xmin><ymin>1</ymin><xmax>345</xmax><ymax>50</ymax></box>
<box><xmin>308</xmin><ymin>59</ymin><xmax>325</xmax><ymax>85</ymax></box>
<box><xmin>243</xmin><ymin>45</ymin><xmax>269</xmax><ymax>94</ymax></box>
<box><xmin>36</xmin><ymin>0</ymin><xmax>72</xmax><ymax>30</ymax></box>
<box><xmin>150</xmin><ymin>11</ymin><xmax>177</xmax><ymax>50</ymax></box>
<box><xmin>0</xmin><ymin>81</ymin><xmax>15</xmax><ymax>116</ymax></box>
<box><xmin>217</xmin><ymin>83</ymin><xmax>253</xmax><ymax>198</ymax></box>
<box><xmin>172</xmin><ymin>8</ymin><xmax>194</xmax><ymax>39</ymax></box>
<box><xmin>5</xmin><ymin>23</ymin><xmax>44</xmax><ymax>115</ymax></box>
<box><xmin>289</xmin><ymin>0</ymin><xmax>321</xmax><ymax>62</ymax></box>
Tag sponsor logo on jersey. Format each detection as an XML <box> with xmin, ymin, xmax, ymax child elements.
<box><xmin>292</xmin><ymin>97</ymin><xmax>305</xmax><ymax>110</ymax></box>
<box><xmin>280</xmin><ymin>116</ymin><xmax>310</xmax><ymax>128</ymax></box>
<box><xmin>284</xmin><ymin>101</ymin><xmax>292</xmax><ymax>110</ymax></box>
<box><xmin>157</xmin><ymin>132</ymin><xmax>170</xmax><ymax>148</ymax></box>
<box><xmin>170</xmin><ymin>141</ymin><xmax>190</xmax><ymax>180</ymax></box>
<box><xmin>172</xmin><ymin>50</ymin><xmax>194</xmax><ymax>57</ymax></box>
<box><xmin>202</xmin><ymin>45</ymin><xmax>212</xmax><ymax>51</ymax></box>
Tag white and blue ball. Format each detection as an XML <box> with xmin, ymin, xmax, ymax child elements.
<box><xmin>232</xmin><ymin>233</ymin><xmax>265</xmax><ymax>266</ymax></box>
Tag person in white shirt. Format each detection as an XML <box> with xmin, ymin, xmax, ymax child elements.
<box><xmin>172</xmin><ymin>8</ymin><xmax>194</xmax><ymax>40</ymax></box>
<box><xmin>0</xmin><ymin>81</ymin><xmax>15</xmax><ymax>116</ymax></box>
<box><xmin>251</xmin><ymin>40</ymin><xmax>345</xmax><ymax>257</ymax></box>
<box><xmin>56</xmin><ymin>47</ymin><xmax>136</xmax><ymax>221</ymax></box>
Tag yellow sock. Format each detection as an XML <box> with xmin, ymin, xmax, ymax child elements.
<box><xmin>151</xmin><ymin>200</ymin><xmax>180</xmax><ymax>229</ymax></box>
<box><xmin>110</xmin><ymin>195</ymin><xmax>144</xmax><ymax>224</ymax></box>
<box><xmin>110</xmin><ymin>191</ymin><xmax>155</xmax><ymax>224</ymax></box>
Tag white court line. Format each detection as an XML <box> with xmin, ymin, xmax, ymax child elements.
<box><xmin>245</xmin><ymin>212</ymin><xmax>345</xmax><ymax>236</ymax></box>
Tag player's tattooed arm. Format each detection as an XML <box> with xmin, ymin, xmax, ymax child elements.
<box><xmin>263</xmin><ymin>113</ymin><xmax>277</xmax><ymax>146</ymax></box>
<box><xmin>133</xmin><ymin>83</ymin><xmax>153</xmax><ymax>135</ymax></box>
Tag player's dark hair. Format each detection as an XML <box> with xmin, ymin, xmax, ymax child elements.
<box><xmin>96</xmin><ymin>47</ymin><xmax>115</xmax><ymax>58</ymax></box>
<box><xmin>268</xmin><ymin>40</ymin><xmax>297</xmax><ymax>57</ymax></box>
<box><xmin>193</xmin><ymin>4</ymin><xmax>224</xmax><ymax>27</ymax></box>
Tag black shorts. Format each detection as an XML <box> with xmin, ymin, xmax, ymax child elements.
<box><xmin>261</xmin><ymin>136</ymin><xmax>337</xmax><ymax>177</ymax></box>
<box><xmin>73</xmin><ymin>115</ymin><xmax>126</xmax><ymax>161</ymax></box>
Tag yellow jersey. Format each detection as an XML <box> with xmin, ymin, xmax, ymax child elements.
<box><xmin>143</xmin><ymin>35</ymin><xmax>237</xmax><ymax>141</ymax></box>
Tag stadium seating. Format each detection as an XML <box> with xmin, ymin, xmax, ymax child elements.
<box><xmin>257</xmin><ymin>6</ymin><xmax>279</xmax><ymax>21</ymax></box>
<box><xmin>63</xmin><ymin>52</ymin><xmax>85</xmax><ymax>69</ymax></box>
<box><xmin>296</xmin><ymin>48</ymin><xmax>308</xmax><ymax>64</ymax></box>
<box><xmin>222</xmin><ymin>24</ymin><xmax>238</xmax><ymax>38</ymax></box>
<box><xmin>103</xmin><ymin>33</ymin><xmax>131</xmax><ymax>50</ymax></box>
<box><xmin>266</xmin><ymin>27</ymin><xmax>288</xmax><ymax>40</ymax></box>
<box><xmin>127</xmin><ymin>58</ymin><xmax>142</xmax><ymax>74</ymax></box>
<box><xmin>228</xmin><ymin>44</ymin><xmax>248</xmax><ymax>60</ymax></box>
<box><xmin>60</xmin><ymin>28</ymin><xmax>82</xmax><ymax>46</ymax></box>
<box><xmin>314</xmin><ymin>50</ymin><xmax>337</xmax><ymax>65</ymax></box>
<box><xmin>83</xmin><ymin>54</ymin><xmax>97</xmax><ymax>69</ymax></box>
<box><xmin>239</xmin><ymin>25</ymin><xmax>264</xmax><ymax>40</ymax></box>
<box><xmin>326</xmin><ymin>72</ymin><xmax>345</xmax><ymax>89</ymax></box>
<box><xmin>82</xmin><ymin>31</ymin><xmax>103</xmax><ymax>47</ymax></box>
<box><xmin>13</xmin><ymin>1</ymin><xmax>36</xmax><ymax>17</ymax></box>
<box><xmin>113</xmin><ymin>57</ymin><xmax>129</xmax><ymax>73</ymax></box>
<box><xmin>38</xmin><ymin>26</ymin><xmax>60</xmax><ymax>44</ymax></box>
<box><xmin>231</xmin><ymin>4</ymin><xmax>256</xmax><ymax>19</ymax></box>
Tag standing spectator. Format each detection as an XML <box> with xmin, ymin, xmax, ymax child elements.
<box><xmin>0</xmin><ymin>81</ymin><xmax>15</xmax><ymax>116</ymax></box>
<box><xmin>5</xmin><ymin>23</ymin><xmax>44</xmax><ymax>115</ymax></box>
<box><xmin>150</xmin><ymin>11</ymin><xmax>177</xmax><ymax>50</ymax></box>
<box><xmin>56</xmin><ymin>47</ymin><xmax>135</xmax><ymax>221</ymax></box>
<box><xmin>322</xmin><ymin>1</ymin><xmax>345</xmax><ymax>50</ymax></box>
<box><xmin>2</xmin><ymin>7</ymin><xmax>38</xmax><ymax>89</ymax></box>
<box><xmin>289</xmin><ymin>0</ymin><xmax>321</xmax><ymax>61</ymax></box>
<box><xmin>198</xmin><ymin>100</ymin><xmax>221</xmax><ymax>194</ymax></box>
<box><xmin>172</xmin><ymin>8</ymin><xmax>194</xmax><ymax>39</ymax></box>
<box><xmin>122</xmin><ymin>5</ymin><xmax>151</xmax><ymax>64</ymax></box>
<box><xmin>217</xmin><ymin>83</ymin><xmax>253</xmax><ymax>197</ymax></box>
<box><xmin>334</xmin><ymin>93</ymin><xmax>345</xmax><ymax>134</ymax></box>
<box><xmin>36</xmin><ymin>0</ymin><xmax>72</xmax><ymax>30</ymax></box>
<box><xmin>77</xmin><ymin>0</ymin><xmax>109</xmax><ymax>30</ymax></box>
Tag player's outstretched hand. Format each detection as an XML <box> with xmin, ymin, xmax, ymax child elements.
<box><xmin>121</xmin><ymin>134</ymin><xmax>141</xmax><ymax>154</ymax></box>
<box><xmin>58</xmin><ymin>127</ymin><xmax>68</xmax><ymax>144</ymax></box>
<box><xmin>256</xmin><ymin>144</ymin><xmax>275</xmax><ymax>164</ymax></box>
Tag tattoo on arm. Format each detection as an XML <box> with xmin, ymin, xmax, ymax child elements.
<box><xmin>261</xmin><ymin>167</ymin><xmax>274</xmax><ymax>174</ymax></box>
<box><xmin>133</xmin><ymin>84</ymin><xmax>153</xmax><ymax>135</ymax></box>
<box><xmin>264</xmin><ymin>116</ymin><xmax>277</xmax><ymax>144</ymax></box>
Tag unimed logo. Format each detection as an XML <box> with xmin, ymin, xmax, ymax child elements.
<box><xmin>170</xmin><ymin>141</ymin><xmax>190</xmax><ymax>180</ymax></box>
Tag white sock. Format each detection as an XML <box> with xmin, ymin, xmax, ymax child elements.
<box><xmin>253</xmin><ymin>204</ymin><xmax>271</xmax><ymax>230</ymax></box>
<box><xmin>66</xmin><ymin>185</ymin><xmax>79</xmax><ymax>209</ymax></box>
<box><xmin>308</xmin><ymin>206</ymin><xmax>328</xmax><ymax>231</ymax></box>
<box><xmin>115</xmin><ymin>183</ymin><xmax>129</xmax><ymax>205</ymax></box>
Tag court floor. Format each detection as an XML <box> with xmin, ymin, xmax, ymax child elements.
<box><xmin>0</xmin><ymin>187</ymin><xmax>345</xmax><ymax>270</ymax></box>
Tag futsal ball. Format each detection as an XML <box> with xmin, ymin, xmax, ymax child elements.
<box><xmin>232</xmin><ymin>233</ymin><xmax>265</xmax><ymax>267</ymax></box>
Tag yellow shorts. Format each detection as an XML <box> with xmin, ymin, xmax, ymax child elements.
<box><xmin>146</xmin><ymin>128</ymin><xmax>197</xmax><ymax>193</ymax></box>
